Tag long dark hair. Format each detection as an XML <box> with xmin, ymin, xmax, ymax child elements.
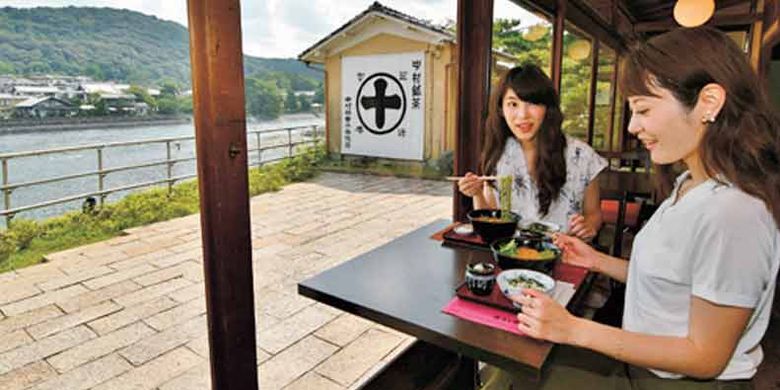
<box><xmin>481</xmin><ymin>64</ymin><xmax>567</xmax><ymax>216</ymax></box>
<box><xmin>619</xmin><ymin>27</ymin><xmax>780</xmax><ymax>226</ymax></box>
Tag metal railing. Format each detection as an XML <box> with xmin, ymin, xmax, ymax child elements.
<box><xmin>0</xmin><ymin>123</ymin><xmax>323</xmax><ymax>225</ymax></box>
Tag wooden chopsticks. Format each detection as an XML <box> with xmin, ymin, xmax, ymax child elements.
<box><xmin>444</xmin><ymin>176</ymin><xmax>498</xmax><ymax>182</ymax></box>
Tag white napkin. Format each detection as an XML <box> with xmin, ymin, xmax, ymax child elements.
<box><xmin>550</xmin><ymin>281</ymin><xmax>576</xmax><ymax>307</ymax></box>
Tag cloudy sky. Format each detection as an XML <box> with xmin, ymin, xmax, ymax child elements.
<box><xmin>0</xmin><ymin>0</ymin><xmax>538</xmax><ymax>58</ymax></box>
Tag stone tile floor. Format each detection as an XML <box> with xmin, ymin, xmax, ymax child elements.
<box><xmin>0</xmin><ymin>172</ymin><xmax>453</xmax><ymax>389</ymax></box>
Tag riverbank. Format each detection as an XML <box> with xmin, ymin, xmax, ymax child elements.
<box><xmin>0</xmin><ymin>115</ymin><xmax>192</xmax><ymax>134</ymax></box>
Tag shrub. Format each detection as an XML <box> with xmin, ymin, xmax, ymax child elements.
<box><xmin>0</xmin><ymin>143</ymin><xmax>325</xmax><ymax>272</ymax></box>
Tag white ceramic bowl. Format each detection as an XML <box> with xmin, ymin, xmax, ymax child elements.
<box><xmin>496</xmin><ymin>269</ymin><xmax>555</xmax><ymax>307</ymax></box>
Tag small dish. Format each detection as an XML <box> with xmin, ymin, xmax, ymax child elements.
<box><xmin>453</xmin><ymin>223</ymin><xmax>474</xmax><ymax>235</ymax></box>
<box><xmin>518</xmin><ymin>220</ymin><xmax>561</xmax><ymax>236</ymax></box>
<box><xmin>496</xmin><ymin>269</ymin><xmax>555</xmax><ymax>307</ymax></box>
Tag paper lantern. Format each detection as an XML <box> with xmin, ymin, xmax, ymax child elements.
<box><xmin>523</xmin><ymin>25</ymin><xmax>547</xmax><ymax>42</ymax></box>
<box><xmin>568</xmin><ymin>40</ymin><xmax>591</xmax><ymax>61</ymax></box>
<box><xmin>673</xmin><ymin>0</ymin><xmax>715</xmax><ymax>27</ymax></box>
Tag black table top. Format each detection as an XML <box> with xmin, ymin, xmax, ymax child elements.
<box><xmin>297</xmin><ymin>219</ymin><xmax>571</xmax><ymax>373</ymax></box>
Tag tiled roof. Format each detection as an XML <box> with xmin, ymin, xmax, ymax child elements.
<box><xmin>298</xmin><ymin>1</ymin><xmax>454</xmax><ymax>62</ymax></box>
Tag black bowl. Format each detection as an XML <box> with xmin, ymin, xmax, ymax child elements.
<box><xmin>467</xmin><ymin>209</ymin><xmax>520</xmax><ymax>243</ymax></box>
<box><xmin>490</xmin><ymin>237</ymin><xmax>559</xmax><ymax>274</ymax></box>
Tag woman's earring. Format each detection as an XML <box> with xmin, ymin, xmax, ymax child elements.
<box><xmin>701</xmin><ymin>112</ymin><xmax>716</xmax><ymax>124</ymax></box>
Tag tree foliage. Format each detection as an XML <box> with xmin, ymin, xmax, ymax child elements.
<box><xmin>0</xmin><ymin>7</ymin><xmax>322</xmax><ymax>90</ymax></box>
<box><xmin>491</xmin><ymin>18</ymin><xmax>616</xmax><ymax>149</ymax></box>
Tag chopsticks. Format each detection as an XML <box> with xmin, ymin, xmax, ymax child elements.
<box><xmin>445</xmin><ymin>176</ymin><xmax>498</xmax><ymax>182</ymax></box>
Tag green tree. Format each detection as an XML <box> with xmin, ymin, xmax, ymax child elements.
<box><xmin>298</xmin><ymin>94</ymin><xmax>311</xmax><ymax>112</ymax></box>
<box><xmin>0</xmin><ymin>60</ymin><xmax>14</xmax><ymax>74</ymax></box>
<box><xmin>128</xmin><ymin>85</ymin><xmax>155</xmax><ymax>107</ymax></box>
<box><xmin>245</xmin><ymin>76</ymin><xmax>282</xmax><ymax>119</ymax></box>
<box><xmin>156</xmin><ymin>97</ymin><xmax>179</xmax><ymax>115</ymax></box>
<box><xmin>313</xmin><ymin>82</ymin><xmax>324</xmax><ymax>104</ymax></box>
<box><xmin>285</xmin><ymin>91</ymin><xmax>299</xmax><ymax>113</ymax></box>
<box><xmin>160</xmin><ymin>81</ymin><xmax>180</xmax><ymax>98</ymax></box>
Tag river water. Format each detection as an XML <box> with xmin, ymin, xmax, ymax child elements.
<box><xmin>0</xmin><ymin>113</ymin><xmax>323</xmax><ymax>225</ymax></box>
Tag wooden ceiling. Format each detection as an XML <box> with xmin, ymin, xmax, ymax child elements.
<box><xmin>589</xmin><ymin>0</ymin><xmax>758</xmax><ymax>33</ymax></box>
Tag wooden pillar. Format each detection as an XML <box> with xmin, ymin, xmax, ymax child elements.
<box><xmin>186</xmin><ymin>1</ymin><xmax>258</xmax><ymax>389</ymax></box>
<box><xmin>759</xmin><ymin>0</ymin><xmax>779</xmax><ymax>81</ymax></box>
<box><xmin>454</xmin><ymin>0</ymin><xmax>494</xmax><ymax>221</ymax></box>
<box><xmin>586</xmin><ymin>40</ymin><xmax>599</xmax><ymax>146</ymax></box>
<box><xmin>607</xmin><ymin>54</ymin><xmax>619</xmax><ymax>152</ymax></box>
<box><xmin>551</xmin><ymin>0</ymin><xmax>566</xmax><ymax>93</ymax></box>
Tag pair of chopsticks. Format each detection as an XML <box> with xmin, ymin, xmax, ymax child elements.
<box><xmin>445</xmin><ymin>176</ymin><xmax>498</xmax><ymax>182</ymax></box>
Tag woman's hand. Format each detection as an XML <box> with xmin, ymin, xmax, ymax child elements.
<box><xmin>457</xmin><ymin>172</ymin><xmax>485</xmax><ymax>198</ymax></box>
<box><xmin>512</xmin><ymin>288</ymin><xmax>579</xmax><ymax>344</ymax></box>
<box><xmin>553</xmin><ymin>233</ymin><xmax>600</xmax><ymax>271</ymax></box>
<box><xmin>568</xmin><ymin>213</ymin><xmax>597</xmax><ymax>241</ymax></box>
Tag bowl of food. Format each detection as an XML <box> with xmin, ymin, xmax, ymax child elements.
<box><xmin>464</xmin><ymin>262</ymin><xmax>496</xmax><ymax>296</ymax></box>
<box><xmin>497</xmin><ymin>269</ymin><xmax>556</xmax><ymax>307</ymax></box>
<box><xmin>490</xmin><ymin>237</ymin><xmax>560</xmax><ymax>274</ymax></box>
<box><xmin>517</xmin><ymin>220</ymin><xmax>561</xmax><ymax>240</ymax></box>
<box><xmin>467</xmin><ymin>209</ymin><xmax>520</xmax><ymax>243</ymax></box>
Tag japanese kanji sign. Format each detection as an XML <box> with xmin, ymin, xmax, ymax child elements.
<box><xmin>341</xmin><ymin>52</ymin><xmax>425</xmax><ymax>160</ymax></box>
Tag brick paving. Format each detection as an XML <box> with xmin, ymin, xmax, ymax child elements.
<box><xmin>0</xmin><ymin>172</ymin><xmax>452</xmax><ymax>389</ymax></box>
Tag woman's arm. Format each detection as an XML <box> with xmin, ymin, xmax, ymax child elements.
<box><xmin>516</xmin><ymin>292</ymin><xmax>752</xmax><ymax>379</ymax></box>
<box><xmin>568</xmin><ymin>180</ymin><xmax>603</xmax><ymax>240</ymax></box>
<box><xmin>554</xmin><ymin>234</ymin><xmax>629</xmax><ymax>283</ymax></box>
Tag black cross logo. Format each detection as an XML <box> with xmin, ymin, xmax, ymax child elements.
<box><xmin>356</xmin><ymin>73</ymin><xmax>406</xmax><ymax>135</ymax></box>
<box><xmin>360</xmin><ymin>78</ymin><xmax>401</xmax><ymax>129</ymax></box>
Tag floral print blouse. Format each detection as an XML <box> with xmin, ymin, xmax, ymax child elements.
<box><xmin>491</xmin><ymin>136</ymin><xmax>607</xmax><ymax>232</ymax></box>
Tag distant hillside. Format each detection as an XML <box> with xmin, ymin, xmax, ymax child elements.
<box><xmin>0</xmin><ymin>6</ymin><xmax>321</xmax><ymax>87</ymax></box>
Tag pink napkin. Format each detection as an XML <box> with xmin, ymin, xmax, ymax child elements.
<box><xmin>442</xmin><ymin>297</ymin><xmax>524</xmax><ymax>334</ymax></box>
<box><xmin>442</xmin><ymin>281</ymin><xmax>576</xmax><ymax>335</ymax></box>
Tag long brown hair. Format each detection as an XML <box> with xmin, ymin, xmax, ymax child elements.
<box><xmin>619</xmin><ymin>27</ymin><xmax>780</xmax><ymax>226</ymax></box>
<box><xmin>481</xmin><ymin>64</ymin><xmax>567</xmax><ymax>216</ymax></box>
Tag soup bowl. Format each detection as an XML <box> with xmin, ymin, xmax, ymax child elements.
<box><xmin>490</xmin><ymin>237</ymin><xmax>560</xmax><ymax>274</ymax></box>
<box><xmin>467</xmin><ymin>209</ymin><xmax>520</xmax><ymax>244</ymax></box>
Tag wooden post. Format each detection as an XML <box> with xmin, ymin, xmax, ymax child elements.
<box><xmin>551</xmin><ymin>0</ymin><xmax>566</xmax><ymax>93</ymax></box>
<box><xmin>186</xmin><ymin>1</ymin><xmax>258</xmax><ymax>389</ymax></box>
<box><xmin>607</xmin><ymin>54</ymin><xmax>619</xmax><ymax>152</ymax></box>
<box><xmin>759</xmin><ymin>0</ymin><xmax>779</xmax><ymax>81</ymax></box>
<box><xmin>454</xmin><ymin>0</ymin><xmax>494</xmax><ymax>222</ymax></box>
<box><xmin>586</xmin><ymin>40</ymin><xmax>599</xmax><ymax>146</ymax></box>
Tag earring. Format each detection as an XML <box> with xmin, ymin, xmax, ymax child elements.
<box><xmin>701</xmin><ymin>112</ymin><xmax>715</xmax><ymax>124</ymax></box>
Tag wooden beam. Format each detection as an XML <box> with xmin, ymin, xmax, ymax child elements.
<box><xmin>186</xmin><ymin>1</ymin><xmax>258</xmax><ymax>389</ymax></box>
<box><xmin>454</xmin><ymin>0</ymin><xmax>494</xmax><ymax>222</ymax></box>
<box><xmin>586</xmin><ymin>40</ymin><xmax>599</xmax><ymax>146</ymax></box>
<box><xmin>551</xmin><ymin>0</ymin><xmax>566</xmax><ymax>92</ymax></box>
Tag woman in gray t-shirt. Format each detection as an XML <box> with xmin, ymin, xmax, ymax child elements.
<box><xmin>500</xmin><ymin>27</ymin><xmax>780</xmax><ymax>387</ymax></box>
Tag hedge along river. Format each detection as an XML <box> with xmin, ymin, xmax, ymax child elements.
<box><xmin>0</xmin><ymin>113</ymin><xmax>324</xmax><ymax>226</ymax></box>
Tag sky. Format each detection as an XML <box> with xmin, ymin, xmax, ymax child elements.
<box><xmin>0</xmin><ymin>0</ymin><xmax>539</xmax><ymax>58</ymax></box>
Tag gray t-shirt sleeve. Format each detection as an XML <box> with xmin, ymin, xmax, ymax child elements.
<box><xmin>690</xmin><ymin>192</ymin><xmax>775</xmax><ymax>308</ymax></box>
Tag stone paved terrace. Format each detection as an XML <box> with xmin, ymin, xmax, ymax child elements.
<box><xmin>0</xmin><ymin>172</ymin><xmax>452</xmax><ymax>390</ymax></box>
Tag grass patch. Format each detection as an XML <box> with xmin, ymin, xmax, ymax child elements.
<box><xmin>0</xmin><ymin>143</ymin><xmax>325</xmax><ymax>272</ymax></box>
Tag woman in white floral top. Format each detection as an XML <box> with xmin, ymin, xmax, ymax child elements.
<box><xmin>458</xmin><ymin>64</ymin><xmax>607</xmax><ymax>240</ymax></box>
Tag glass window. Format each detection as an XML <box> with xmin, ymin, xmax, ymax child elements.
<box><xmin>560</xmin><ymin>23</ymin><xmax>594</xmax><ymax>143</ymax></box>
<box><xmin>491</xmin><ymin>0</ymin><xmax>553</xmax><ymax>83</ymax></box>
<box><xmin>592</xmin><ymin>45</ymin><xmax>616</xmax><ymax>151</ymax></box>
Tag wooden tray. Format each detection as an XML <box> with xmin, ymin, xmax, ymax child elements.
<box><xmin>455</xmin><ymin>262</ymin><xmax>591</xmax><ymax>313</ymax></box>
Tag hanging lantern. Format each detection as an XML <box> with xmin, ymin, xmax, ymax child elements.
<box><xmin>673</xmin><ymin>0</ymin><xmax>715</xmax><ymax>27</ymax></box>
<box><xmin>523</xmin><ymin>25</ymin><xmax>547</xmax><ymax>42</ymax></box>
<box><xmin>568</xmin><ymin>39</ymin><xmax>592</xmax><ymax>61</ymax></box>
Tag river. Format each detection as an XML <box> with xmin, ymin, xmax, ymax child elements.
<box><xmin>0</xmin><ymin>113</ymin><xmax>323</xmax><ymax>225</ymax></box>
